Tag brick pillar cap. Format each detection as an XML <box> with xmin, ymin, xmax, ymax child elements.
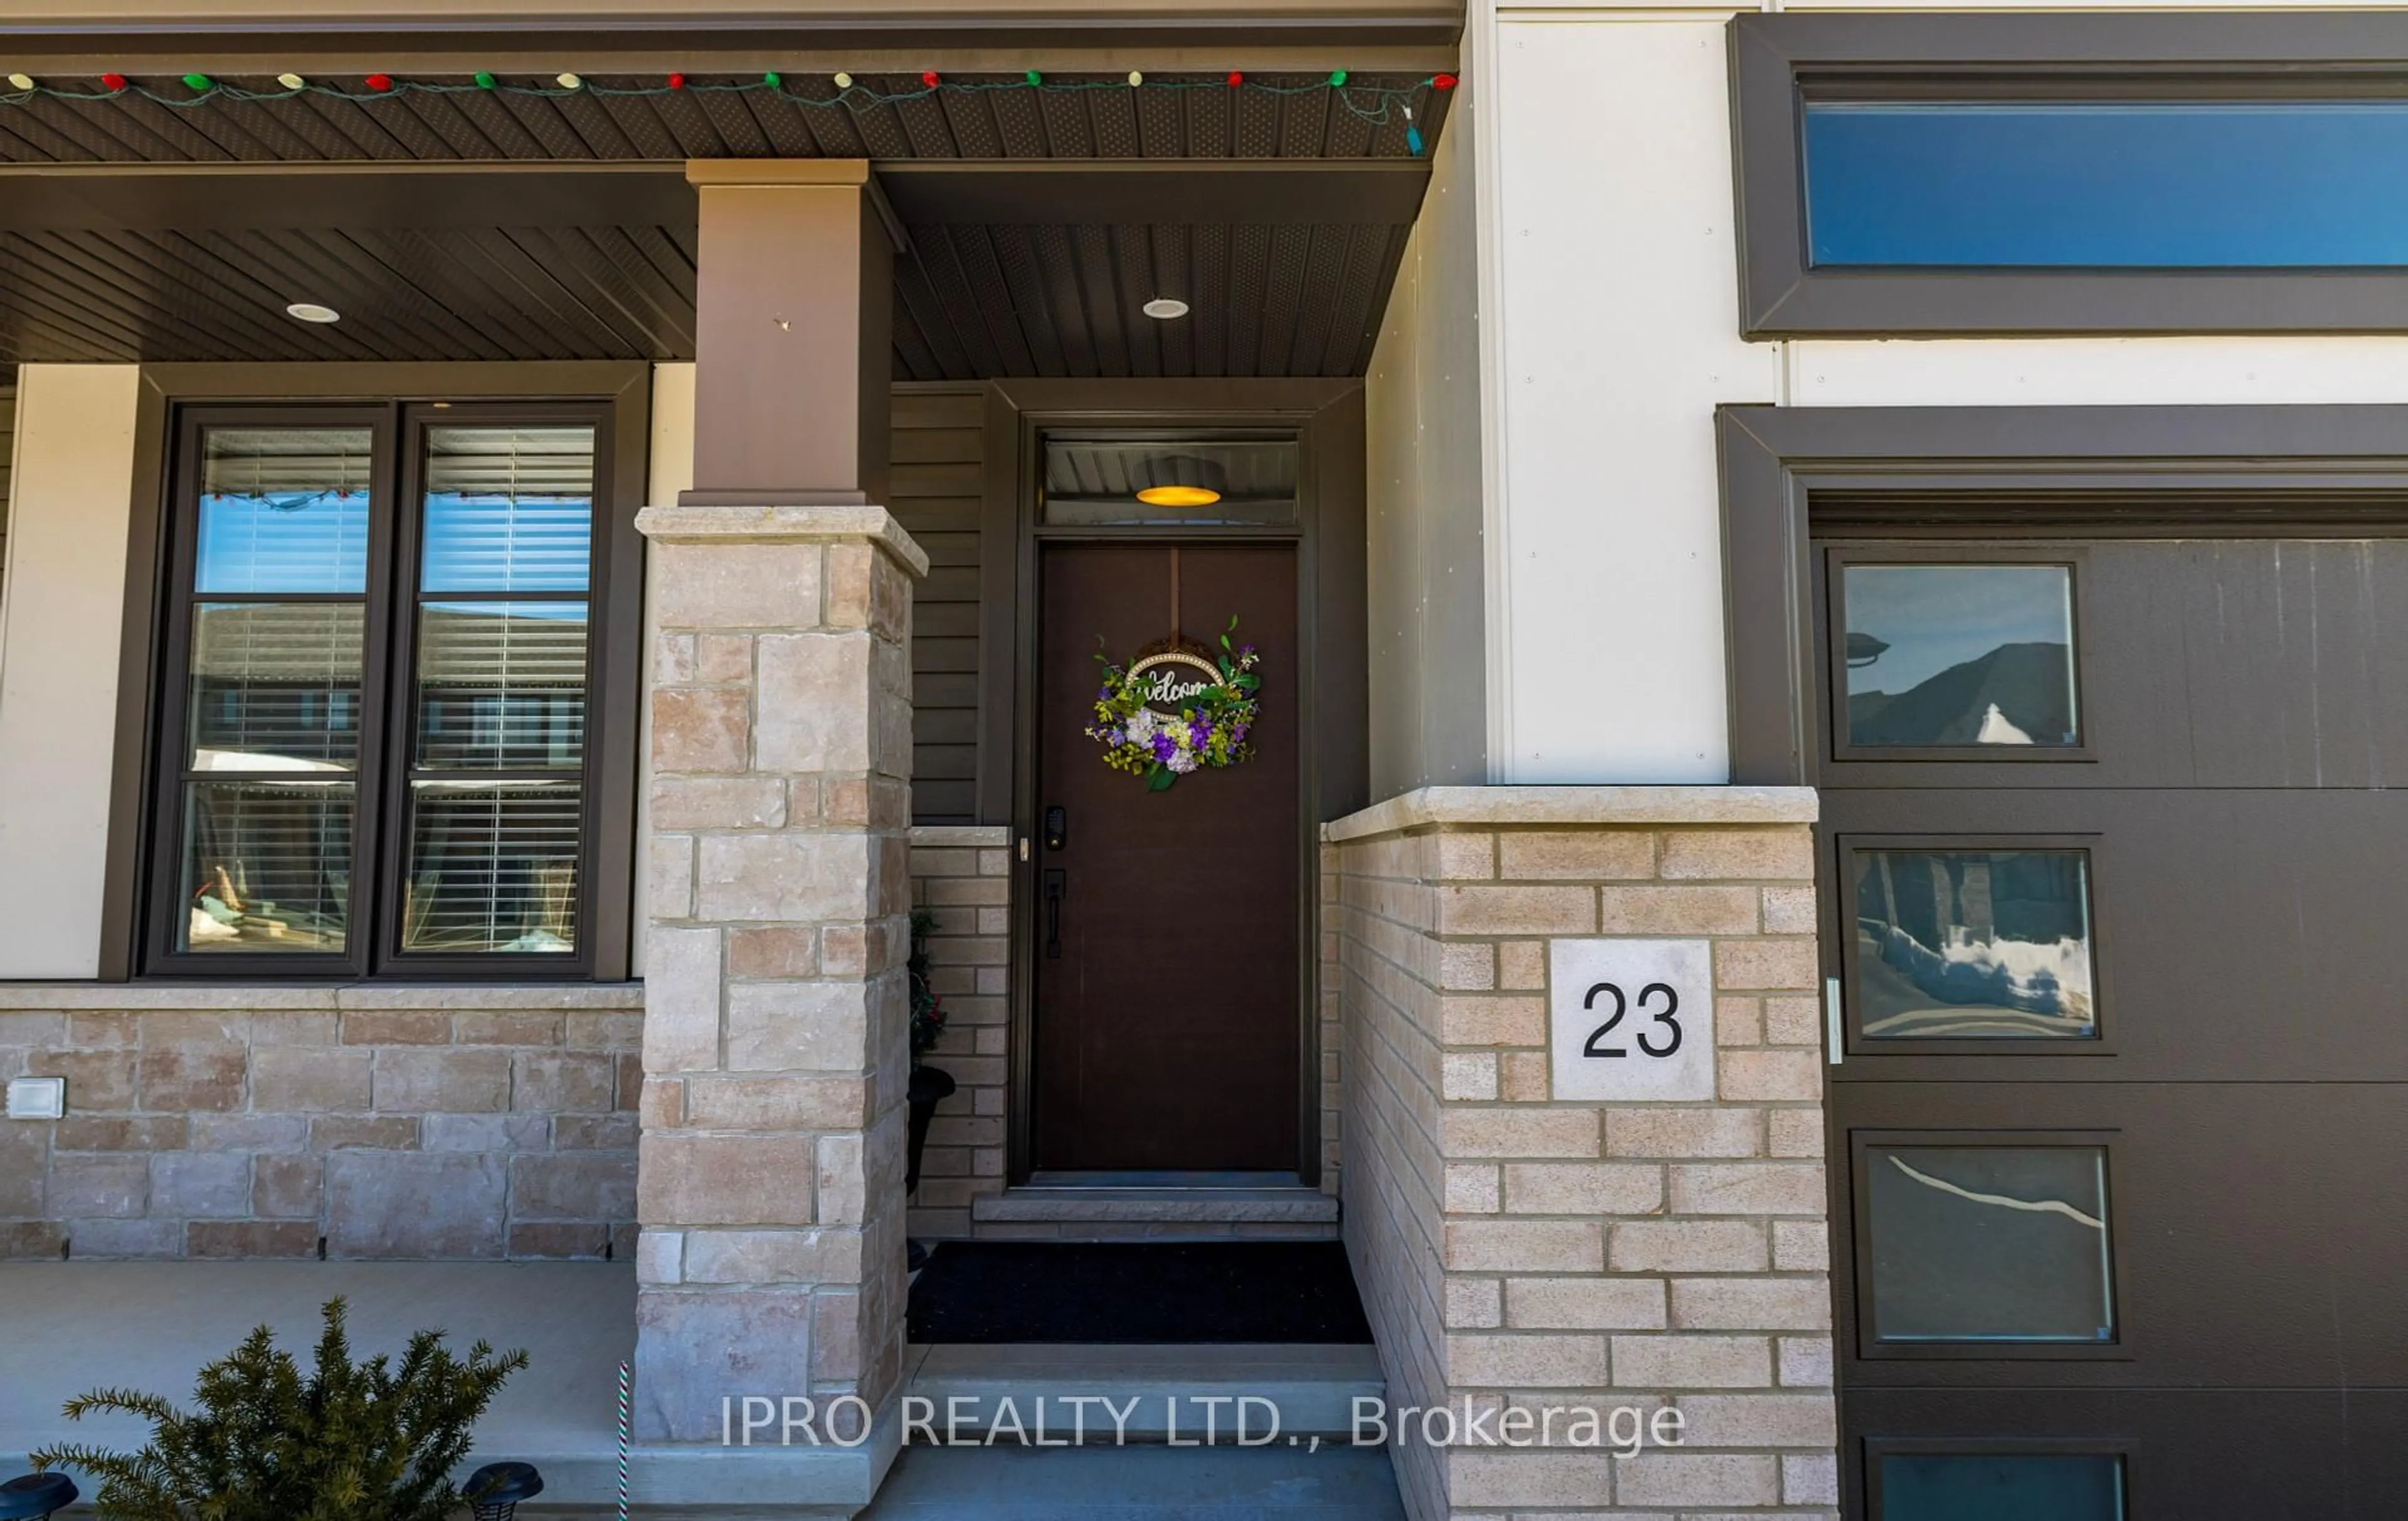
<box><xmin>634</xmin><ymin>503</ymin><xmax>929</xmax><ymax>577</ymax></box>
<box><xmin>1322</xmin><ymin>784</ymin><xmax>1820</xmax><ymax>842</ymax></box>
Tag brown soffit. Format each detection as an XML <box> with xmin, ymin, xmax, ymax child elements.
<box><xmin>879</xmin><ymin>161</ymin><xmax>1432</xmax><ymax>226</ymax></box>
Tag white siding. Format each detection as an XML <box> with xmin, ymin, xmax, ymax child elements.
<box><xmin>0</xmin><ymin>365</ymin><xmax>142</xmax><ymax>979</ymax></box>
<box><xmin>1789</xmin><ymin>337</ymin><xmax>2408</xmax><ymax>409</ymax></box>
<box><xmin>1487</xmin><ymin>13</ymin><xmax>1780</xmax><ymax>782</ymax></box>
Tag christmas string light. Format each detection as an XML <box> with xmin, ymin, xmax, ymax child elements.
<box><xmin>0</xmin><ymin>67</ymin><xmax>1458</xmax><ymax>143</ymax></box>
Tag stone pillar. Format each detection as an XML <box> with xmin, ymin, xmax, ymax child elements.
<box><xmin>631</xmin><ymin>160</ymin><xmax>924</xmax><ymax>1456</ymax></box>
<box><xmin>1328</xmin><ymin>786</ymin><xmax>1836</xmax><ymax>1519</ymax></box>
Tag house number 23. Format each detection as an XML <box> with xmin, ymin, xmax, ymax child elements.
<box><xmin>1582</xmin><ymin>981</ymin><xmax>1682</xmax><ymax>1059</ymax></box>
<box><xmin>1550</xmin><ymin>939</ymin><xmax>1713</xmax><ymax>1102</ymax></box>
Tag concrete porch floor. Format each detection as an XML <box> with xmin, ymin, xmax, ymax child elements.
<box><xmin>0</xmin><ymin>1261</ymin><xmax>1405</xmax><ymax>1518</ymax></box>
<box><xmin>862</xmin><ymin>1444</ymin><xmax>1405</xmax><ymax>1518</ymax></box>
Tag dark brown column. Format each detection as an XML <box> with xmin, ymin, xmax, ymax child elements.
<box><xmin>684</xmin><ymin>160</ymin><xmax>894</xmax><ymax>507</ymax></box>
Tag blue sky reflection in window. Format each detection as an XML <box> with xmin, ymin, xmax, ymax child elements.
<box><xmin>1805</xmin><ymin>101</ymin><xmax>2408</xmax><ymax>268</ymax></box>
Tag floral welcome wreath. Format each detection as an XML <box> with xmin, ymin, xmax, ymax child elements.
<box><xmin>1086</xmin><ymin>617</ymin><xmax>1262</xmax><ymax>790</ymax></box>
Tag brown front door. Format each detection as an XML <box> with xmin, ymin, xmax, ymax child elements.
<box><xmin>1031</xmin><ymin>542</ymin><xmax>1301</xmax><ymax>1172</ymax></box>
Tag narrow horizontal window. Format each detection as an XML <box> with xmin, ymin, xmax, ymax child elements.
<box><xmin>1806</xmin><ymin>100</ymin><xmax>2408</xmax><ymax>269</ymax></box>
<box><xmin>1879</xmin><ymin>1453</ymin><xmax>2126</xmax><ymax>1520</ymax></box>
<box><xmin>1042</xmin><ymin>435</ymin><xmax>1300</xmax><ymax>526</ymax></box>
<box><xmin>1729</xmin><ymin>14</ymin><xmax>2408</xmax><ymax>335</ymax></box>
<box><xmin>1865</xmin><ymin>1144</ymin><xmax>2115</xmax><ymax>1344</ymax></box>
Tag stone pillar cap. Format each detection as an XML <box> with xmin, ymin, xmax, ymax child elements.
<box><xmin>634</xmin><ymin>503</ymin><xmax>929</xmax><ymax>577</ymax></box>
<box><xmin>1323</xmin><ymin>784</ymin><xmax>1821</xmax><ymax>841</ymax></box>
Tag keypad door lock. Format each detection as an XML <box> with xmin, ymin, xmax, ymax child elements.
<box><xmin>1043</xmin><ymin>806</ymin><xmax>1068</xmax><ymax>851</ymax></box>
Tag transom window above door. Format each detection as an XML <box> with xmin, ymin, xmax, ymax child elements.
<box><xmin>149</xmin><ymin>402</ymin><xmax>630</xmax><ymax>979</ymax></box>
<box><xmin>1040</xmin><ymin>434</ymin><xmax>1299</xmax><ymax>527</ymax></box>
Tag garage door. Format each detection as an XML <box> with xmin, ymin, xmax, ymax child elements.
<box><xmin>1814</xmin><ymin>532</ymin><xmax>2408</xmax><ymax>1520</ymax></box>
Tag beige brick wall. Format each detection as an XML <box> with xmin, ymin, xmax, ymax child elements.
<box><xmin>0</xmin><ymin>986</ymin><xmax>642</xmax><ymax>1260</ymax></box>
<box><xmin>1330</xmin><ymin>787</ymin><xmax>1835</xmax><ymax>1519</ymax></box>
<box><xmin>904</xmin><ymin>824</ymin><xmax>1011</xmax><ymax>1239</ymax></box>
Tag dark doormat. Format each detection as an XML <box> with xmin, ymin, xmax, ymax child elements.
<box><xmin>907</xmin><ymin>1241</ymin><xmax>1374</xmax><ymax>1344</ymax></box>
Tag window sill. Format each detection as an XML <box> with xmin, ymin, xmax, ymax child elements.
<box><xmin>0</xmin><ymin>982</ymin><xmax>643</xmax><ymax>1011</ymax></box>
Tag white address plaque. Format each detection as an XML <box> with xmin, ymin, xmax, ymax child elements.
<box><xmin>1548</xmin><ymin>939</ymin><xmax>1715</xmax><ymax>1103</ymax></box>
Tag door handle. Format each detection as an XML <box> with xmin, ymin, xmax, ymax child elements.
<box><xmin>1043</xmin><ymin>869</ymin><xmax>1067</xmax><ymax>960</ymax></box>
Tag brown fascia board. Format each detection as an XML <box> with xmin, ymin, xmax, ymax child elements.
<box><xmin>0</xmin><ymin>159</ymin><xmax>1434</xmax><ymax>234</ymax></box>
<box><xmin>0</xmin><ymin>162</ymin><xmax>698</xmax><ymax>233</ymax></box>
<box><xmin>0</xmin><ymin>1</ymin><xmax>1465</xmax><ymax>63</ymax></box>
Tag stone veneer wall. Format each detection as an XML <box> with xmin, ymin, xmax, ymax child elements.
<box><xmin>630</xmin><ymin>505</ymin><xmax>924</xmax><ymax>1448</ymax></box>
<box><xmin>1330</xmin><ymin>787</ymin><xmax>1836</xmax><ymax>1520</ymax></box>
<box><xmin>0</xmin><ymin>987</ymin><xmax>642</xmax><ymax>1260</ymax></box>
<box><xmin>903</xmin><ymin>824</ymin><xmax>1011</xmax><ymax>1239</ymax></box>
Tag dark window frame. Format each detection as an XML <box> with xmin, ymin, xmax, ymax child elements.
<box><xmin>1831</xmin><ymin>831</ymin><xmax>2115</xmax><ymax>1061</ymax></box>
<box><xmin>1716</xmin><ymin>402</ymin><xmax>2408</xmax><ymax>788</ymax></box>
<box><xmin>1862</xmin><ymin>1436</ymin><xmax>2135</xmax><ymax>1521</ymax></box>
<box><xmin>150</xmin><ymin>404</ymin><xmax>396</xmax><ymax>980</ymax></box>
<box><xmin>116</xmin><ymin>365</ymin><xmax>648</xmax><ymax>983</ymax></box>
<box><xmin>1729</xmin><ymin>11</ymin><xmax>2408</xmax><ymax>335</ymax></box>
<box><xmin>1847</xmin><ymin>1126</ymin><xmax>2133</xmax><ymax>1363</ymax></box>
<box><xmin>1823</xmin><ymin>544</ymin><xmax>2095</xmax><ymax>766</ymax></box>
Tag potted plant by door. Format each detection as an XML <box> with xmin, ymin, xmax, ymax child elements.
<box><xmin>905</xmin><ymin>908</ymin><xmax>954</xmax><ymax>1198</ymax></box>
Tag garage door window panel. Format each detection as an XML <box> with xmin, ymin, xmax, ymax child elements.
<box><xmin>1844</xmin><ymin>841</ymin><xmax>2101</xmax><ymax>1048</ymax></box>
<box><xmin>1832</xmin><ymin>552</ymin><xmax>2089</xmax><ymax>762</ymax></box>
<box><xmin>1853</xmin><ymin>1132</ymin><xmax>2125</xmax><ymax>1359</ymax></box>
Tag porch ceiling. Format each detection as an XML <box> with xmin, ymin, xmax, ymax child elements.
<box><xmin>0</xmin><ymin>71</ymin><xmax>1444</xmax><ymax>377</ymax></box>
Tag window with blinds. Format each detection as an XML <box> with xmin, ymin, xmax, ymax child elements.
<box><xmin>403</xmin><ymin>427</ymin><xmax>594</xmax><ymax>955</ymax></box>
<box><xmin>150</xmin><ymin>405</ymin><xmax>613</xmax><ymax>977</ymax></box>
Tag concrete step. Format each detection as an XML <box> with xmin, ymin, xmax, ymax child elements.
<box><xmin>902</xmin><ymin>1342</ymin><xmax>1383</xmax><ymax>1444</ymax></box>
<box><xmin>860</xmin><ymin>1443</ymin><xmax>1407</xmax><ymax>1519</ymax></box>
<box><xmin>971</xmin><ymin>1187</ymin><xmax>1339</xmax><ymax>1225</ymax></box>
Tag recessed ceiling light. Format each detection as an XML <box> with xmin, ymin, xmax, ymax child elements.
<box><xmin>285</xmin><ymin>302</ymin><xmax>341</xmax><ymax>324</ymax></box>
<box><xmin>1142</xmin><ymin>297</ymin><xmax>1189</xmax><ymax>320</ymax></box>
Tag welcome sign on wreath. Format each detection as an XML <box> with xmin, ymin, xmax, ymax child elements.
<box><xmin>1087</xmin><ymin>600</ymin><xmax>1262</xmax><ymax>791</ymax></box>
<box><xmin>1087</xmin><ymin>621</ymin><xmax>1261</xmax><ymax>789</ymax></box>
